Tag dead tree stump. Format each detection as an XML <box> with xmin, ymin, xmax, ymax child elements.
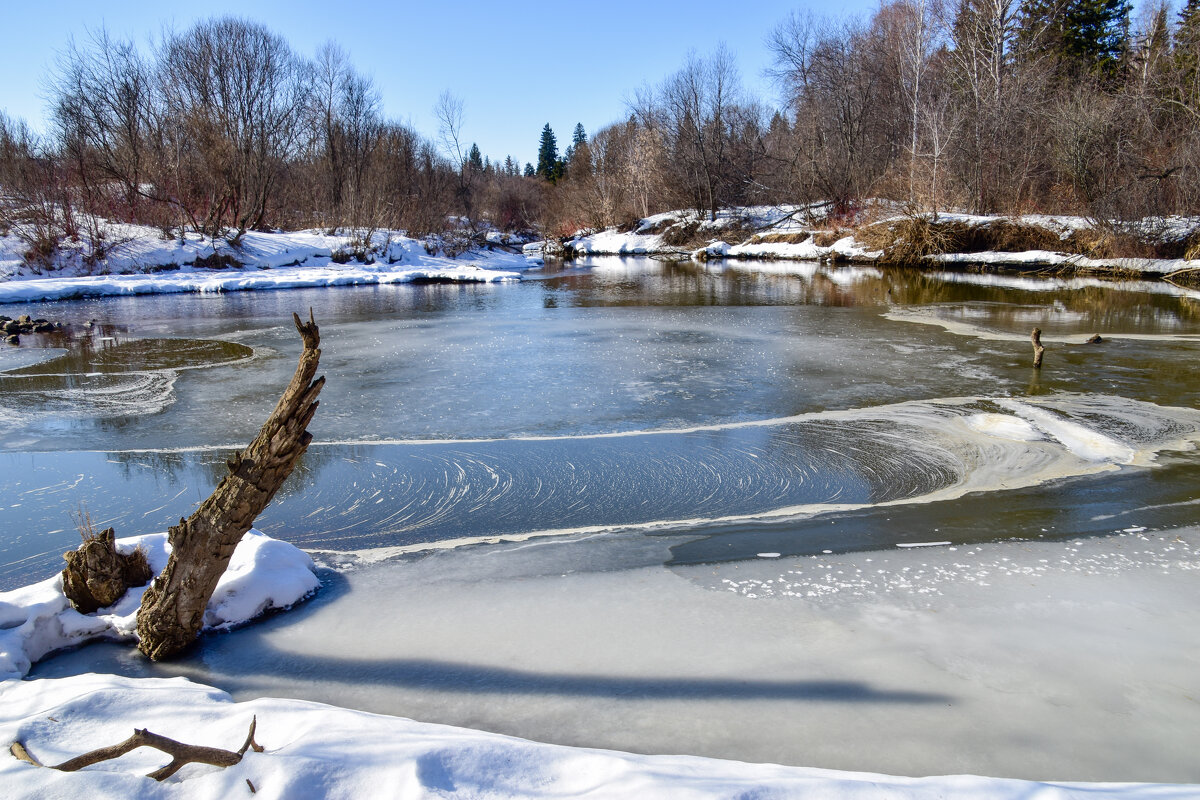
<box><xmin>1031</xmin><ymin>328</ymin><xmax>1045</xmax><ymax>369</ymax></box>
<box><xmin>136</xmin><ymin>312</ymin><xmax>324</xmax><ymax>660</ymax></box>
<box><xmin>61</xmin><ymin>527</ymin><xmax>152</xmax><ymax>613</ymax></box>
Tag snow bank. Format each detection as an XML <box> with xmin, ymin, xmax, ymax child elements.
<box><xmin>1</xmin><ymin>673</ymin><xmax>1194</xmax><ymax>800</ymax></box>
<box><xmin>563</xmin><ymin>206</ymin><xmax>1200</xmax><ymax>277</ymax></box>
<box><xmin>0</xmin><ymin>262</ymin><xmax>522</xmax><ymax>304</ymax></box>
<box><xmin>0</xmin><ymin>225</ymin><xmax>535</xmax><ymax>304</ymax></box>
<box><xmin>0</xmin><ymin>530</ymin><xmax>318</xmax><ymax>680</ymax></box>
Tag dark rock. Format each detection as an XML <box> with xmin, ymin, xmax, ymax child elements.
<box><xmin>32</xmin><ymin>322</ymin><xmax>55</xmax><ymax>333</ymax></box>
<box><xmin>2</xmin><ymin>320</ymin><xmax>18</xmax><ymax>335</ymax></box>
<box><xmin>1085</xmin><ymin>334</ymin><xmax>1103</xmax><ymax>344</ymax></box>
<box><xmin>4</xmin><ymin>334</ymin><xmax>18</xmax><ymax>345</ymax></box>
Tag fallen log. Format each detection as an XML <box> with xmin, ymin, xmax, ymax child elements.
<box><xmin>10</xmin><ymin>716</ymin><xmax>263</xmax><ymax>781</ymax></box>
<box><xmin>136</xmin><ymin>311</ymin><xmax>324</xmax><ymax>660</ymax></box>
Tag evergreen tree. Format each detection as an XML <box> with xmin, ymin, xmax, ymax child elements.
<box><xmin>467</xmin><ymin>143</ymin><xmax>483</xmax><ymax>172</ymax></box>
<box><xmin>536</xmin><ymin>123</ymin><xmax>562</xmax><ymax>182</ymax></box>
<box><xmin>1018</xmin><ymin>0</ymin><xmax>1131</xmax><ymax>78</ymax></box>
<box><xmin>1061</xmin><ymin>0</ymin><xmax>1131</xmax><ymax>76</ymax></box>
<box><xmin>1177</xmin><ymin>0</ymin><xmax>1200</xmax><ymax>107</ymax></box>
<box><xmin>524</xmin><ymin>162</ymin><xmax>535</xmax><ymax>178</ymax></box>
<box><xmin>572</xmin><ymin>123</ymin><xmax>587</xmax><ymax>147</ymax></box>
<box><xmin>1179</xmin><ymin>0</ymin><xmax>1200</xmax><ymax>55</ymax></box>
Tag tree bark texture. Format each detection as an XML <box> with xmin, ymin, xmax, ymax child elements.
<box><xmin>61</xmin><ymin>527</ymin><xmax>152</xmax><ymax>613</ymax></box>
<box><xmin>136</xmin><ymin>312</ymin><xmax>323</xmax><ymax>660</ymax></box>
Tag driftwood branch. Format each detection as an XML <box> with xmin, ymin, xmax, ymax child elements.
<box><xmin>1031</xmin><ymin>327</ymin><xmax>1045</xmax><ymax>369</ymax></box>
<box><xmin>136</xmin><ymin>311</ymin><xmax>324</xmax><ymax>660</ymax></box>
<box><xmin>9</xmin><ymin>716</ymin><xmax>261</xmax><ymax>782</ymax></box>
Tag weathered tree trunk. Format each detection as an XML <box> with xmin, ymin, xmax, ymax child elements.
<box><xmin>136</xmin><ymin>312</ymin><xmax>323</xmax><ymax>660</ymax></box>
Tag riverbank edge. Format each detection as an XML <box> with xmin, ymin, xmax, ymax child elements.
<box><xmin>555</xmin><ymin>206</ymin><xmax>1200</xmax><ymax>287</ymax></box>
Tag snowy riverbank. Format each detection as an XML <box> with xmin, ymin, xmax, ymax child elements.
<box><xmin>0</xmin><ymin>226</ymin><xmax>533</xmax><ymax>304</ymax></box>
<box><xmin>561</xmin><ymin>205</ymin><xmax>1200</xmax><ymax>278</ymax></box>
<box><xmin>4</xmin><ymin>671</ymin><xmax>1196</xmax><ymax>800</ymax></box>
<box><xmin>10</xmin><ymin>525</ymin><xmax>1200</xmax><ymax>796</ymax></box>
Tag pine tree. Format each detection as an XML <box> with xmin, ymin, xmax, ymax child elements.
<box><xmin>536</xmin><ymin>124</ymin><xmax>560</xmax><ymax>181</ymax></box>
<box><xmin>1179</xmin><ymin>0</ymin><xmax>1200</xmax><ymax>56</ymax></box>
<box><xmin>572</xmin><ymin>123</ymin><xmax>587</xmax><ymax>147</ymax></box>
<box><xmin>467</xmin><ymin>143</ymin><xmax>483</xmax><ymax>172</ymax></box>
<box><xmin>1177</xmin><ymin>0</ymin><xmax>1200</xmax><ymax>108</ymax></box>
<box><xmin>1017</xmin><ymin>0</ymin><xmax>1131</xmax><ymax>78</ymax></box>
<box><xmin>1062</xmin><ymin>0</ymin><xmax>1131</xmax><ymax>76</ymax></box>
<box><xmin>523</xmin><ymin>163</ymin><xmax>535</xmax><ymax>178</ymax></box>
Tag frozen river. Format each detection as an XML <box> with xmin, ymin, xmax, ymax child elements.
<box><xmin>3</xmin><ymin>257</ymin><xmax>1200</xmax><ymax>780</ymax></box>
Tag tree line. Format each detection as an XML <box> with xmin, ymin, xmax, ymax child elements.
<box><xmin>548</xmin><ymin>0</ymin><xmax>1200</xmax><ymax>233</ymax></box>
<box><xmin>2</xmin><ymin>2</ymin><xmax>1199</xmax><ymax>264</ymax></box>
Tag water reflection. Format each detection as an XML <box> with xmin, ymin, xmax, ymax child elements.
<box><xmin>0</xmin><ymin>258</ymin><xmax>1197</xmax><ymax>589</ymax></box>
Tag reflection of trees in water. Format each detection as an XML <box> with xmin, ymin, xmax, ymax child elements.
<box><xmin>554</xmin><ymin>263</ymin><xmax>908</xmax><ymax>309</ymax></box>
<box><xmin>100</xmin><ymin>444</ymin><xmax>354</xmax><ymax>496</ymax></box>
<box><xmin>103</xmin><ymin>449</ymin><xmax>232</xmax><ymax>488</ymax></box>
<box><xmin>886</xmin><ymin>272</ymin><xmax>1199</xmax><ymax>331</ymax></box>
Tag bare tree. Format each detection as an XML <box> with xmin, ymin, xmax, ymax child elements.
<box><xmin>308</xmin><ymin>41</ymin><xmax>383</xmax><ymax>233</ymax></box>
<box><xmin>655</xmin><ymin>45</ymin><xmax>745</xmax><ymax>220</ymax></box>
<box><xmin>51</xmin><ymin>27</ymin><xmax>156</xmax><ymax>217</ymax></box>
<box><xmin>433</xmin><ymin>90</ymin><xmax>477</xmax><ymax>220</ymax></box>
<box><xmin>157</xmin><ymin>17</ymin><xmax>311</xmax><ymax>241</ymax></box>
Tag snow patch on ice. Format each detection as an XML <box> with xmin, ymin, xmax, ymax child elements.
<box><xmin>0</xmin><ymin>529</ymin><xmax>317</xmax><ymax>680</ymax></box>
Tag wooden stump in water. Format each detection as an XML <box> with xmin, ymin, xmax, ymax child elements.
<box><xmin>136</xmin><ymin>312</ymin><xmax>324</xmax><ymax>660</ymax></box>
<box><xmin>1031</xmin><ymin>328</ymin><xmax>1045</xmax><ymax>369</ymax></box>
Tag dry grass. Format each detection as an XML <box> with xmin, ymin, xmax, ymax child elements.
<box><xmin>811</xmin><ymin>230</ymin><xmax>849</xmax><ymax>247</ymax></box>
<box><xmin>1059</xmin><ymin>228</ymin><xmax>1160</xmax><ymax>260</ymax></box>
<box><xmin>71</xmin><ymin>503</ymin><xmax>106</xmax><ymax>543</ymax></box>
<box><xmin>660</xmin><ymin>221</ymin><xmax>704</xmax><ymax>248</ymax></box>
<box><xmin>1183</xmin><ymin>233</ymin><xmax>1200</xmax><ymax>261</ymax></box>
<box><xmin>856</xmin><ymin>216</ymin><xmax>964</xmax><ymax>265</ymax></box>
<box><xmin>754</xmin><ymin>232</ymin><xmax>813</xmax><ymax>245</ymax></box>
<box><xmin>853</xmin><ymin>214</ymin><xmax>1182</xmax><ymax>265</ymax></box>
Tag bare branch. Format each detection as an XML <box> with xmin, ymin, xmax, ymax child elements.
<box><xmin>10</xmin><ymin>716</ymin><xmax>262</xmax><ymax>782</ymax></box>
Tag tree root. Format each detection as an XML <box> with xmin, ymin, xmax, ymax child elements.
<box><xmin>9</xmin><ymin>715</ymin><xmax>263</xmax><ymax>782</ymax></box>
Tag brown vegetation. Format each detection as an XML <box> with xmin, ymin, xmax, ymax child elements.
<box><xmin>3</xmin><ymin>3</ymin><xmax>1200</xmax><ymax>267</ymax></box>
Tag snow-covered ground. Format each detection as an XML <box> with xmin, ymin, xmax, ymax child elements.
<box><xmin>0</xmin><ymin>226</ymin><xmax>535</xmax><ymax>304</ymax></box>
<box><xmin>564</xmin><ymin>206</ymin><xmax>1200</xmax><ymax>276</ymax></box>
<box><xmin>5</xmin><ymin>526</ymin><xmax>1200</xmax><ymax>798</ymax></box>
<box><xmin>0</xmin><ymin>530</ymin><xmax>318</xmax><ymax>680</ymax></box>
<box><xmin>3</xmin><ymin>671</ymin><xmax>1194</xmax><ymax>800</ymax></box>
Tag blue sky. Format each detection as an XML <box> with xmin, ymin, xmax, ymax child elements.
<box><xmin>0</xmin><ymin>0</ymin><xmax>881</xmax><ymax>165</ymax></box>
